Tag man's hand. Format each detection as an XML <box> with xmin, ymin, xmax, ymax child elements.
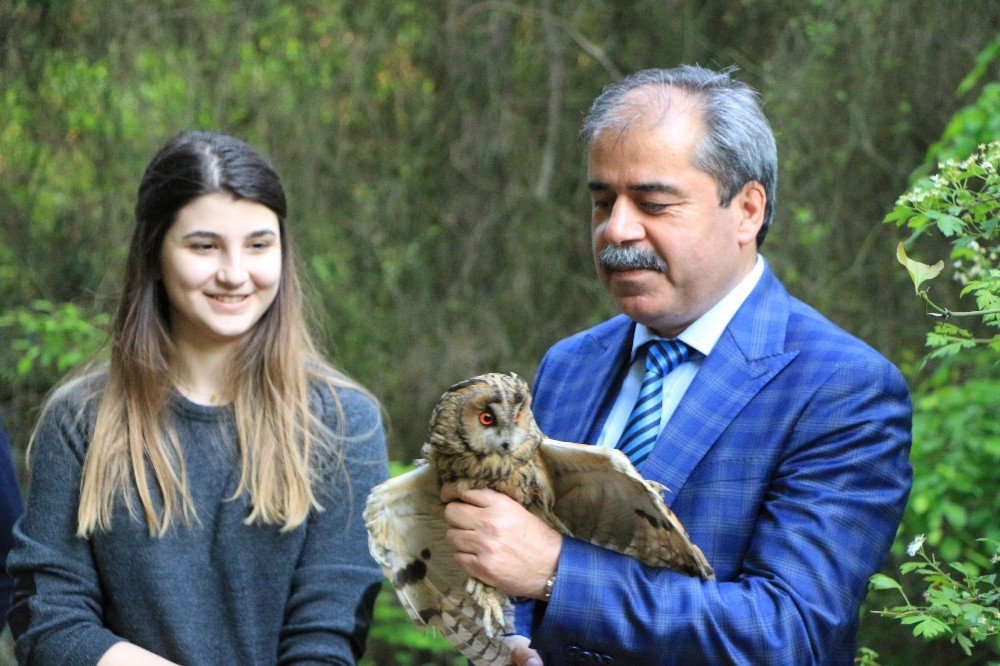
<box><xmin>506</xmin><ymin>634</ymin><xmax>544</xmax><ymax>666</ymax></box>
<box><xmin>441</xmin><ymin>484</ymin><xmax>561</xmax><ymax>599</ymax></box>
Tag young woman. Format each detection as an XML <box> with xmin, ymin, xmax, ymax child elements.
<box><xmin>7</xmin><ymin>131</ymin><xmax>389</xmax><ymax>665</ymax></box>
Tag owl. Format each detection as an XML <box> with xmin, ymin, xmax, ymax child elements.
<box><xmin>365</xmin><ymin>373</ymin><xmax>713</xmax><ymax>665</ymax></box>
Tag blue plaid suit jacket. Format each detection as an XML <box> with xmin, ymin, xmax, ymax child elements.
<box><xmin>516</xmin><ymin>267</ymin><xmax>912</xmax><ymax>665</ymax></box>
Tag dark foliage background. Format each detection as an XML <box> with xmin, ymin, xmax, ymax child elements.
<box><xmin>1</xmin><ymin>1</ymin><xmax>997</xmax><ymax>662</ymax></box>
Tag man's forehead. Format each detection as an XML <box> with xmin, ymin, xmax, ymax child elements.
<box><xmin>586</xmin><ymin>93</ymin><xmax>705</xmax><ymax>175</ymax></box>
<box><xmin>595</xmin><ymin>85</ymin><xmax>704</xmax><ymax>141</ymax></box>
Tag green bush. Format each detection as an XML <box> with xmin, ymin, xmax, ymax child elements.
<box><xmin>0</xmin><ymin>300</ymin><xmax>109</xmax><ymax>388</ymax></box>
<box><xmin>869</xmin><ymin>538</ymin><xmax>1000</xmax><ymax>657</ymax></box>
<box><xmin>864</xmin><ymin>33</ymin><xmax>1000</xmax><ymax>663</ymax></box>
<box><xmin>903</xmin><ymin>371</ymin><xmax>1000</xmax><ymax>565</ymax></box>
<box><xmin>889</xmin><ymin>138</ymin><xmax>1000</xmax><ymax>360</ymax></box>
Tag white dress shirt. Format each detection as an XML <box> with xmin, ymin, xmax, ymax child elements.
<box><xmin>597</xmin><ymin>255</ymin><xmax>766</xmax><ymax>449</ymax></box>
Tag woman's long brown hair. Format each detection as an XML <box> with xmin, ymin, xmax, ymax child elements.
<box><xmin>61</xmin><ymin>131</ymin><xmax>370</xmax><ymax>536</ymax></box>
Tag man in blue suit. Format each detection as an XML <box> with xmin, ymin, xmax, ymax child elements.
<box><xmin>442</xmin><ymin>66</ymin><xmax>912</xmax><ymax>664</ymax></box>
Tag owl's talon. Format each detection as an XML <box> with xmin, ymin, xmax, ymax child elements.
<box><xmin>467</xmin><ymin>577</ymin><xmax>508</xmax><ymax>637</ymax></box>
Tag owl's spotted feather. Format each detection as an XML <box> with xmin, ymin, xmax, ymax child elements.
<box><xmin>365</xmin><ymin>373</ymin><xmax>713</xmax><ymax>665</ymax></box>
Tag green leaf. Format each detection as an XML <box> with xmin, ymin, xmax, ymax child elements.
<box><xmin>913</xmin><ymin>616</ymin><xmax>951</xmax><ymax>639</ymax></box>
<box><xmin>884</xmin><ymin>205</ymin><xmax>915</xmax><ymax>226</ymax></box>
<box><xmin>960</xmin><ymin>604</ymin><xmax>991</xmax><ymax>622</ymax></box>
<box><xmin>955</xmin><ymin>632</ymin><xmax>974</xmax><ymax>656</ymax></box>
<box><xmin>896</xmin><ymin>242</ymin><xmax>944</xmax><ymax>294</ymax></box>
<box><xmin>924</xmin><ymin>209</ymin><xmax>965</xmax><ymax>237</ymax></box>
<box><xmin>869</xmin><ymin>574</ymin><xmax>904</xmax><ymax>592</ymax></box>
<box><xmin>948</xmin><ymin>561</ymin><xmax>977</xmax><ymax>578</ymax></box>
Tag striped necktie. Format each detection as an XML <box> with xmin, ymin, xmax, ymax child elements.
<box><xmin>616</xmin><ymin>339</ymin><xmax>691</xmax><ymax>469</ymax></box>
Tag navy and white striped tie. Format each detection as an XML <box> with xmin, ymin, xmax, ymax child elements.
<box><xmin>616</xmin><ymin>339</ymin><xmax>691</xmax><ymax>469</ymax></box>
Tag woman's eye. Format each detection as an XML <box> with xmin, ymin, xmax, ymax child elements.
<box><xmin>248</xmin><ymin>235</ymin><xmax>277</xmax><ymax>251</ymax></box>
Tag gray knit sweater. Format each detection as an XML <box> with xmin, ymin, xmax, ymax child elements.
<box><xmin>7</xmin><ymin>374</ymin><xmax>389</xmax><ymax>665</ymax></box>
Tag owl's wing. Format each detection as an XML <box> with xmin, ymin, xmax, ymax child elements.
<box><xmin>538</xmin><ymin>439</ymin><xmax>715</xmax><ymax>579</ymax></box>
<box><xmin>364</xmin><ymin>464</ymin><xmax>514</xmax><ymax>666</ymax></box>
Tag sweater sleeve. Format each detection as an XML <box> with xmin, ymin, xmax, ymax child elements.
<box><xmin>277</xmin><ymin>386</ymin><xmax>389</xmax><ymax>665</ymax></box>
<box><xmin>6</xmin><ymin>392</ymin><xmax>123</xmax><ymax>665</ymax></box>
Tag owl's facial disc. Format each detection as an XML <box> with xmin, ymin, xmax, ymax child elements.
<box><xmin>463</xmin><ymin>398</ymin><xmax>537</xmax><ymax>461</ymax></box>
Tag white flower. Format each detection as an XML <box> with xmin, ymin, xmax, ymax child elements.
<box><xmin>906</xmin><ymin>534</ymin><xmax>926</xmax><ymax>557</ymax></box>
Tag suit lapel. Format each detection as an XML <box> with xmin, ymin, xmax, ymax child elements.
<box><xmin>569</xmin><ymin>316</ymin><xmax>634</xmax><ymax>444</ymax></box>
<box><xmin>643</xmin><ymin>269</ymin><xmax>798</xmax><ymax>507</ymax></box>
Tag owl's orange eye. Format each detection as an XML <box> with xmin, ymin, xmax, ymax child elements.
<box><xmin>479</xmin><ymin>411</ymin><xmax>494</xmax><ymax>426</ymax></box>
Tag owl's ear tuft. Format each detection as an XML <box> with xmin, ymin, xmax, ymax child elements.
<box><xmin>445</xmin><ymin>376</ymin><xmax>489</xmax><ymax>394</ymax></box>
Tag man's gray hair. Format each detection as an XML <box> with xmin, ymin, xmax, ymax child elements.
<box><xmin>580</xmin><ymin>65</ymin><xmax>777</xmax><ymax>246</ymax></box>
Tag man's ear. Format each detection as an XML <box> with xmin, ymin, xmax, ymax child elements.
<box><xmin>733</xmin><ymin>181</ymin><xmax>766</xmax><ymax>245</ymax></box>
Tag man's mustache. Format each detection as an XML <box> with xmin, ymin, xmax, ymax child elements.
<box><xmin>598</xmin><ymin>245</ymin><xmax>666</xmax><ymax>273</ymax></box>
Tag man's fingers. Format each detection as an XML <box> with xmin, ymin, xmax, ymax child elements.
<box><xmin>507</xmin><ymin>635</ymin><xmax>543</xmax><ymax>666</ymax></box>
<box><xmin>445</xmin><ymin>523</ymin><xmax>480</xmax><ymax>554</ymax></box>
<box><xmin>442</xmin><ymin>497</ymin><xmax>483</xmax><ymax>530</ymax></box>
<box><xmin>440</xmin><ymin>483</ymin><xmax>504</xmax><ymax>506</ymax></box>
<box><xmin>452</xmin><ymin>551</ymin><xmax>486</xmax><ymax>580</ymax></box>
